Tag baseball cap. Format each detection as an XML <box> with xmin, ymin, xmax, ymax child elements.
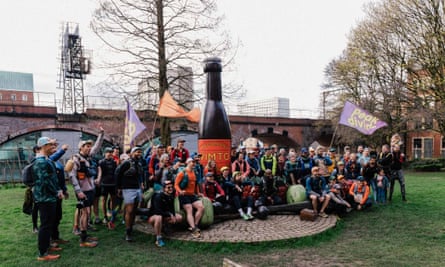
<box><xmin>130</xmin><ymin>147</ymin><xmax>142</xmax><ymax>154</ymax></box>
<box><xmin>162</xmin><ymin>180</ymin><xmax>173</xmax><ymax>187</ymax></box>
<box><xmin>232</xmin><ymin>171</ymin><xmax>241</xmax><ymax>177</ymax></box>
<box><xmin>177</xmin><ymin>138</ymin><xmax>186</xmax><ymax>143</ymax></box>
<box><xmin>185</xmin><ymin>157</ymin><xmax>194</xmax><ymax>164</ymax></box>
<box><xmin>357</xmin><ymin>176</ymin><xmax>365</xmax><ymax>181</ymax></box>
<box><xmin>78</xmin><ymin>140</ymin><xmax>94</xmax><ymax>149</ymax></box>
<box><xmin>206</xmin><ymin>172</ymin><xmax>214</xmax><ymax>177</ymax></box>
<box><xmin>192</xmin><ymin>152</ymin><xmax>202</xmax><ymax>159</ymax></box>
<box><xmin>104</xmin><ymin>147</ymin><xmax>113</xmax><ymax>153</ymax></box>
<box><xmin>220</xmin><ymin>166</ymin><xmax>229</xmax><ymax>172</ymax></box>
<box><xmin>37</xmin><ymin>137</ymin><xmax>56</xmax><ymax>148</ymax></box>
<box><xmin>301</xmin><ymin>147</ymin><xmax>308</xmax><ymax>153</ymax></box>
<box><xmin>329</xmin><ymin>147</ymin><xmax>336</xmax><ymax>152</ymax></box>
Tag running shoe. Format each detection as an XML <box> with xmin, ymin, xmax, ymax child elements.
<box><xmin>37</xmin><ymin>254</ymin><xmax>60</xmax><ymax>261</ymax></box>
<box><xmin>72</xmin><ymin>227</ymin><xmax>81</xmax><ymax>235</ymax></box>
<box><xmin>191</xmin><ymin>227</ymin><xmax>201</xmax><ymax>238</ymax></box>
<box><xmin>125</xmin><ymin>234</ymin><xmax>133</xmax><ymax>242</ymax></box>
<box><xmin>49</xmin><ymin>247</ymin><xmax>63</xmax><ymax>252</ymax></box>
<box><xmin>80</xmin><ymin>241</ymin><xmax>98</xmax><ymax>248</ymax></box>
<box><xmin>155</xmin><ymin>237</ymin><xmax>165</xmax><ymax>247</ymax></box>
<box><xmin>107</xmin><ymin>221</ymin><xmax>115</xmax><ymax>230</ymax></box>
<box><xmin>53</xmin><ymin>239</ymin><xmax>70</xmax><ymax>244</ymax></box>
<box><xmin>318</xmin><ymin>212</ymin><xmax>329</xmax><ymax>218</ymax></box>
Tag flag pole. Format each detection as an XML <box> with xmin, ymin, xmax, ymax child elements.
<box><xmin>329</xmin><ymin>124</ymin><xmax>339</xmax><ymax>148</ymax></box>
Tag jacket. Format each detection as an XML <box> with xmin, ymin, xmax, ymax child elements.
<box><xmin>32</xmin><ymin>156</ymin><xmax>60</xmax><ymax>203</ymax></box>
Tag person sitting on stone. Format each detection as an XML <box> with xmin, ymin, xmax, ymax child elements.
<box><xmin>328</xmin><ymin>182</ymin><xmax>352</xmax><ymax>214</ymax></box>
<box><xmin>174</xmin><ymin>157</ymin><xmax>204</xmax><ymax>238</ymax></box>
<box><xmin>347</xmin><ymin>176</ymin><xmax>372</xmax><ymax>210</ymax></box>
<box><xmin>284</xmin><ymin>151</ymin><xmax>300</xmax><ymax>185</ymax></box>
<box><xmin>148</xmin><ymin>180</ymin><xmax>182</xmax><ymax>247</ymax></box>
<box><xmin>260</xmin><ymin>169</ymin><xmax>283</xmax><ymax>206</ymax></box>
<box><xmin>306</xmin><ymin>166</ymin><xmax>330</xmax><ymax>218</ymax></box>
<box><xmin>226</xmin><ymin>171</ymin><xmax>255</xmax><ymax>221</ymax></box>
<box><xmin>201</xmin><ymin>172</ymin><xmax>226</xmax><ymax>214</ymax></box>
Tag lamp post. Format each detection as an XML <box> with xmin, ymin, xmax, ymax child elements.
<box><xmin>321</xmin><ymin>88</ymin><xmax>344</xmax><ymax>120</ymax></box>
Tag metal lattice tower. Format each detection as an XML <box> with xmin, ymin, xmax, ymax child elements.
<box><xmin>57</xmin><ymin>23</ymin><xmax>90</xmax><ymax>114</ymax></box>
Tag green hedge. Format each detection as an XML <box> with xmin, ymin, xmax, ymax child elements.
<box><xmin>408</xmin><ymin>158</ymin><xmax>444</xmax><ymax>172</ymax></box>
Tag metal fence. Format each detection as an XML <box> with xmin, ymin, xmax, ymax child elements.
<box><xmin>0</xmin><ymin>158</ymin><xmax>73</xmax><ymax>184</ymax></box>
<box><xmin>0</xmin><ymin>159</ymin><xmax>27</xmax><ymax>184</ymax></box>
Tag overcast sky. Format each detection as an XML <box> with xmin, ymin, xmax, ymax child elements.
<box><xmin>0</xmin><ymin>0</ymin><xmax>375</xmax><ymax>117</ymax></box>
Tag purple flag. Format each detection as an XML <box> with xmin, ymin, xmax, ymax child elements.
<box><xmin>339</xmin><ymin>101</ymin><xmax>387</xmax><ymax>135</ymax></box>
<box><xmin>124</xmin><ymin>100</ymin><xmax>146</xmax><ymax>152</ymax></box>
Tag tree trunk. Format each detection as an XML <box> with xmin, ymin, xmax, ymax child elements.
<box><xmin>156</xmin><ymin>0</ymin><xmax>170</xmax><ymax>145</ymax></box>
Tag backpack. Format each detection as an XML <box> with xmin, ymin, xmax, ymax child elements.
<box><xmin>178</xmin><ymin>168</ymin><xmax>189</xmax><ymax>190</ymax></box>
<box><xmin>22</xmin><ymin>187</ymin><xmax>34</xmax><ymax>215</ymax></box>
<box><xmin>22</xmin><ymin>159</ymin><xmax>36</xmax><ymax>187</ymax></box>
<box><xmin>64</xmin><ymin>157</ymin><xmax>74</xmax><ymax>172</ymax></box>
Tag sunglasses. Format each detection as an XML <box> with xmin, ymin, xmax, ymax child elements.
<box><xmin>165</xmin><ymin>186</ymin><xmax>173</xmax><ymax>189</ymax></box>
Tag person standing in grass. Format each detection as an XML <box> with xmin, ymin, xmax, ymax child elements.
<box><xmin>390</xmin><ymin>144</ymin><xmax>407</xmax><ymax>202</ymax></box>
<box><xmin>116</xmin><ymin>146</ymin><xmax>145</xmax><ymax>242</ymax></box>
<box><xmin>97</xmin><ymin>147</ymin><xmax>118</xmax><ymax>229</ymax></box>
<box><xmin>69</xmin><ymin>127</ymin><xmax>104</xmax><ymax>247</ymax></box>
<box><xmin>33</xmin><ymin>137</ymin><xmax>64</xmax><ymax>261</ymax></box>
<box><xmin>49</xmin><ymin>142</ymin><xmax>70</xmax><ymax>245</ymax></box>
<box><xmin>375</xmin><ymin>168</ymin><xmax>389</xmax><ymax>204</ymax></box>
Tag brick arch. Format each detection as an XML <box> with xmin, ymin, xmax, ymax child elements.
<box><xmin>0</xmin><ymin>124</ymin><xmax>115</xmax><ymax>146</ymax></box>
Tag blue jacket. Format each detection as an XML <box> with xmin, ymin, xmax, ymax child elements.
<box><xmin>50</xmin><ymin>148</ymin><xmax>67</xmax><ymax>194</ymax></box>
<box><xmin>306</xmin><ymin>176</ymin><xmax>328</xmax><ymax>197</ymax></box>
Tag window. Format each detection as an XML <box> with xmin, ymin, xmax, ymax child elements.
<box><xmin>22</xmin><ymin>94</ymin><xmax>28</xmax><ymax>102</ymax></box>
<box><xmin>0</xmin><ymin>93</ymin><xmax>2</xmax><ymax>100</ymax></box>
<box><xmin>424</xmin><ymin>138</ymin><xmax>433</xmax><ymax>158</ymax></box>
<box><xmin>413</xmin><ymin>138</ymin><xmax>422</xmax><ymax>159</ymax></box>
<box><xmin>413</xmin><ymin>138</ymin><xmax>433</xmax><ymax>159</ymax></box>
<box><xmin>11</xmin><ymin>94</ymin><xmax>16</xmax><ymax>101</ymax></box>
<box><xmin>442</xmin><ymin>137</ymin><xmax>445</xmax><ymax>158</ymax></box>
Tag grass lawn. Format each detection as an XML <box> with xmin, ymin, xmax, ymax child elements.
<box><xmin>0</xmin><ymin>171</ymin><xmax>444</xmax><ymax>267</ymax></box>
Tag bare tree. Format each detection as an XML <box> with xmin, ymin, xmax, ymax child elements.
<box><xmin>323</xmin><ymin>0</ymin><xmax>445</xmax><ymax>148</ymax></box>
<box><xmin>91</xmin><ymin>0</ymin><xmax>242</xmax><ymax>145</ymax></box>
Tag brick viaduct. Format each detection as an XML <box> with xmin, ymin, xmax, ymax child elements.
<box><xmin>0</xmin><ymin>105</ymin><xmax>333</xmax><ymax>149</ymax></box>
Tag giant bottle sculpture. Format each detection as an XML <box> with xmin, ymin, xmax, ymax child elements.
<box><xmin>198</xmin><ymin>57</ymin><xmax>232</xmax><ymax>173</ymax></box>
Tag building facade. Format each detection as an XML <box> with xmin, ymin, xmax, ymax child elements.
<box><xmin>237</xmin><ymin>97</ymin><xmax>290</xmax><ymax>118</ymax></box>
<box><xmin>0</xmin><ymin>71</ymin><xmax>34</xmax><ymax>105</ymax></box>
<box><xmin>137</xmin><ymin>66</ymin><xmax>194</xmax><ymax>111</ymax></box>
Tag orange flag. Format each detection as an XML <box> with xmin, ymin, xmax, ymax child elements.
<box><xmin>157</xmin><ymin>91</ymin><xmax>200</xmax><ymax>123</ymax></box>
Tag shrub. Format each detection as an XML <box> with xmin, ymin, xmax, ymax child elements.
<box><xmin>408</xmin><ymin>158</ymin><xmax>444</xmax><ymax>172</ymax></box>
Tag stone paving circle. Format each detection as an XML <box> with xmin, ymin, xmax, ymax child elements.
<box><xmin>134</xmin><ymin>214</ymin><xmax>337</xmax><ymax>243</ymax></box>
